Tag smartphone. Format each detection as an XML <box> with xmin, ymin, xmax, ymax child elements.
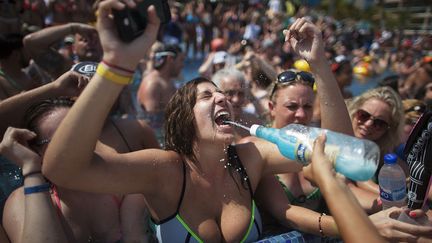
<box><xmin>113</xmin><ymin>0</ymin><xmax>171</xmax><ymax>43</ymax></box>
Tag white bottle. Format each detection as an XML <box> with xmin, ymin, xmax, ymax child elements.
<box><xmin>378</xmin><ymin>153</ymin><xmax>407</xmax><ymax>210</ymax></box>
<box><xmin>249</xmin><ymin>124</ymin><xmax>380</xmax><ymax>181</ymax></box>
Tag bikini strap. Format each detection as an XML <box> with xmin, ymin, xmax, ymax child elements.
<box><xmin>175</xmin><ymin>160</ymin><xmax>187</xmax><ymax>212</ymax></box>
<box><xmin>51</xmin><ymin>185</ymin><xmax>63</xmax><ymax>218</ymax></box>
<box><xmin>110</xmin><ymin>119</ymin><xmax>132</xmax><ymax>152</ymax></box>
<box><xmin>152</xmin><ymin>160</ymin><xmax>187</xmax><ymax>224</ymax></box>
<box><xmin>227</xmin><ymin>145</ymin><xmax>253</xmax><ymax>198</ymax></box>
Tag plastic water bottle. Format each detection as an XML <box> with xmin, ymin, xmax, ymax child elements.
<box><xmin>378</xmin><ymin>153</ymin><xmax>407</xmax><ymax>210</ymax></box>
<box><xmin>249</xmin><ymin>124</ymin><xmax>380</xmax><ymax>181</ymax></box>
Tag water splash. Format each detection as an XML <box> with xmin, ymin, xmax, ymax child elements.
<box><xmin>223</xmin><ymin>120</ymin><xmax>251</xmax><ymax>132</ymax></box>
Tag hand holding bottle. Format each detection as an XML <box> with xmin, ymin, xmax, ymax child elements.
<box><xmin>303</xmin><ymin>133</ymin><xmax>339</xmax><ymax>187</ymax></box>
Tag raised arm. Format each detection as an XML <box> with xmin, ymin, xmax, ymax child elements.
<box><xmin>23</xmin><ymin>23</ymin><xmax>97</xmax><ymax>78</ymax></box>
<box><xmin>286</xmin><ymin>18</ymin><xmax>353</xmax><ymax>136</ymax></box>
<box><xmin>0</xmin><ymin>70</ymin><xmax>89</xmax><ymax>136</ymax></box>
<box><xmin>42</xmin><ymin>0</ymin><xmax>163</xmax><ymax>194</ymax></box>
<box><xmin>1</xmin><ymin>127</ymin><xmax>68</xmax><ymax>243</ymax></box>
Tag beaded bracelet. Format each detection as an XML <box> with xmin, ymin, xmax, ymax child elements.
<box><xmin>24</xmin><ymin>183</ymin><xmax>51</xmax><ymax>195</ymax></box>
<box><xmin>318</xmin><ymin>212</ymin><xmax>326</xmax><ymax>237</ymax></box>
<box><xmin>96</xmin><ymin>63</ymin><xmax>133</xmax><ymax>85</ymax></box>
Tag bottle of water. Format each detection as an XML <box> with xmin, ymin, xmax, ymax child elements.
<box><xmin>378</xmin><ymin>153</ymin><xmax>407</xmax><ymax>210</ymax></box>
<box><xmin>249</xmin><ymin>124</ymin><xmax>380</xmax><ymax>181</ymax></box>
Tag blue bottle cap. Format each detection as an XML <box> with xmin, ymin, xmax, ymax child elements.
<box><xmin>384</xmin><ymin>153</ymin><xmax>397</xmax><ymax>164</ymax></box>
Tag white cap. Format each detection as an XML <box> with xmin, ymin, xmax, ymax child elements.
<box><xmin>250</xmin><ymin>124</ymin><xmax>261</xmax><ymax>136</ymax></box>
<box><xmin>213</xmin><ymin>51</ymin><xmax>228</xmax><ymax>64</ymax></box>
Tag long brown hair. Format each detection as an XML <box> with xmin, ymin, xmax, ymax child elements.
<box><xmin>164</xmin><ymin>77</ymin><xmax>213</xmax><ymax>161</ymax></box>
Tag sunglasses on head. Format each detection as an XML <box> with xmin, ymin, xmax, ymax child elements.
<box><xmin>269</xmin><ymin>71</ymin><xmax>315</xmax><ymax>99</ymax></box>
<box><xmin>355</xmin><ymin>109</ymin><xmax>390</xmax><ymax>130</ymax></box>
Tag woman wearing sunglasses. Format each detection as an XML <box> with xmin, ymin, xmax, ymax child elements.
<box><xmin>239</xmin><ymin>21</ymin><xmax>432</xmax><ymax>242</ymax></box>
<box><xmin>348</xmin><ymin>87</ymin><xmax>404</xmax><ymax>174</ymax></box>
<box><xmin>239</xmin><ymin>16</ymin><xmax>371</xmax><ymax>239</ymax></box>
<box><xmin>346</xmin><ymin>87</ymin><xmax>405</xmax><ymax>196</ymax></box>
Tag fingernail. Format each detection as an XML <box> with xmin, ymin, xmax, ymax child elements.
<box><xmin>409</xmin><ymin>211</ymin><xmax>416</xmax><ymax>217</ymax></box>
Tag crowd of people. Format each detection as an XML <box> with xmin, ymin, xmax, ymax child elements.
<box><xmin>0</xmin><ymin>0</ymin><xmax>432</xmax><ymax>242</ymax></box>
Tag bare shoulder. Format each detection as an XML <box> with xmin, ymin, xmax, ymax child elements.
<box><xmin>2</xmin><ymin>187</ymin><xmax>24</xmax><ymax>242</ymax></box>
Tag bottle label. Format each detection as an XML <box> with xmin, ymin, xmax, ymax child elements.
<box><xmin>379</xmin><ymin>185</ymin><xmax>406</xmax><ymax>201</ymax></box>
<box><xmin>296</xmin><ymin>143</ymin><xmax>307</xmax><ymax>163</ymax></box>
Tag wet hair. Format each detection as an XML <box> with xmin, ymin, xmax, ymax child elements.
<box><xmin>0</xmin><ymin>33</ymin><xmax>23</xmax><ymax>59</ymax></box>
<box><xmin>24</xmin><ymin>98</ymin><xmax>74</xmax><ymax>134</ymax></box>
<box><xmin>164</xmin><ymin>77</ymin><xmax>211</xmax><ymax>161</ymax></box>
<box><xmin>164</xmin><ymin>77</ymin><xmax>251</xmax><ymax>190</ymax></box>
<box><xmin>346</xmin><ymin>86</ymin><xmax>404</xmax><ymax>156</ymax></box>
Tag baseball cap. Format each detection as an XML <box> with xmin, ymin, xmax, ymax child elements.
<box><xmin>70</xmin><ymin>62</ymin><xmax>98</xmax><ymax>77</ymax></box>
<box><xmin>213</xmin><ymin>51</ymin><xmax>228</xmax><ymax>65</ymax></box>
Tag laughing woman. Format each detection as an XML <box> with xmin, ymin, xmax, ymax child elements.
<box><xmin>41</xmin><ymin>1</ymin><xmax>348</xmax><ymax>242</ymax></box>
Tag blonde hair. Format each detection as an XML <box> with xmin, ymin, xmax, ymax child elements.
<box><xmin>347</xmin><ymin>86</ymin><xmax>404</xmax><ymax>156</ymax></box>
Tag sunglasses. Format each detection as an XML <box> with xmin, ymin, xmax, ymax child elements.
<box><xmin>269</xmin><ymin>71</ymin><xmax>315</xmax><ymax>99</ymax></box>
<box><xmin>355</xmin><ymin>109</ymin><xmax>390</xmax><ymax>130</ymax></box>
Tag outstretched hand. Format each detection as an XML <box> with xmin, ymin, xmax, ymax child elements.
<box><xmin>0</xmin><ymin>127</ymin><xmax>41</xmax><ymax>175</ymax></box>
<box><xmin>284</xmin><ymin>17</ymin><xmax>325</xmax><ymax>65</ymax></box>
<box><xmin>96</xmin><ymin>0</ymin><xmax>161</xmax><ymax>70</ymax></box>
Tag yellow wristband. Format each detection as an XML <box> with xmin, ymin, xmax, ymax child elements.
<box><xmin>96</xmin><ymin>63</ymin><xmax>133</xmax><ymax>85</ymax></box>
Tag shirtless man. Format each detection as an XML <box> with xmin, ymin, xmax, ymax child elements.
<box><xmin>137</xmin><ymin>43</ymin><xmax>184</xmax><ymax>113</ymax></box>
